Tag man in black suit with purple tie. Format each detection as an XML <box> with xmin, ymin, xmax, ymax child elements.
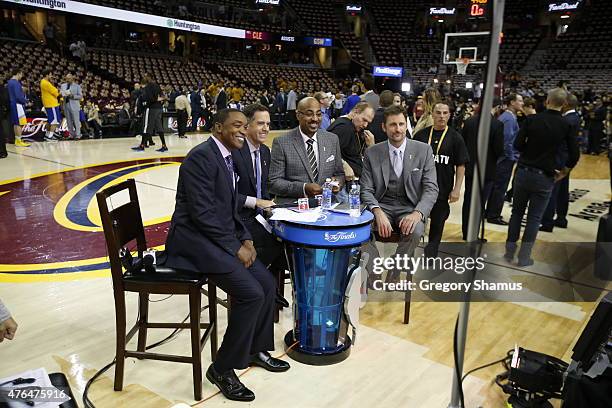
<box><xmin>164</xmin><ymin>108</ymin><xmax>289</xmax><ymax>402</ymax></box>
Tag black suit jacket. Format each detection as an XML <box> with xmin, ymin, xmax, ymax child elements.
<box><xmin>165</xmin><ymin>138</ymin><xmax>251</xmax><ymax>274</ymax></box>
<box><xmin>216</xmin><ymin>89</ymin><xmax>227</xmax><ymax>110</ymax></box>
<box><xmin>462</xmin><ymin>114</ymin><xmax>504</xmax><ymax>181</ymax></box>
<box><xmin>260</xmin><ymin>95</ymin><xmax>271</xmax><ymax>107</ymax></box>
<box><xmin>367</xmin><ymin>107</ymin><xmax>387</xmax><ymax>144</ymax></box>
<box><xmin>232</xmin><ymin>142</ymin><xmax>271</xmax><ymax>221</ymax></box>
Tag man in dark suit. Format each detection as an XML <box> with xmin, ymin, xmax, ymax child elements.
<box><xmin>232</xmin><ymin>103</ymin><xmax>289</xmax><ymax>308</ymax></box>
<box><xmin>189</xmin><ymin>87</ymin><xmax>202</xmax><ymax>132</ymax></box>
<box><xmin>216</xmin><ymin>85</ymin><xmax>227</xmax><ymax>111</ymax></box>
<box><xmin>540</xmin><ymin>93</ymin><xmax>580</xmax><ymax>231</ymax></box>
<box><xmin>274</xmin><ymin>87</ymin><xmax>287</xmax><ymax>129</ymax></box>
<box><xmin>164</xmin><ymin>109</ymin><xmax>289</xmax><ymax>402</ymax></box>
<box><xmin>461</xmin><ymin>103</ymin><xmax>505</xmax><ymax>240</ymax></box>
<box><xmin>269</xmin><ymin>97</ymin><xmax>345</xmax><ymax>203</ymax></box>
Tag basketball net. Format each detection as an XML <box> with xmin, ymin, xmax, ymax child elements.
<box><xmin>456</xmin><ymin>58</ymin><xmax>470</xmax><ymax>76</ymax></box>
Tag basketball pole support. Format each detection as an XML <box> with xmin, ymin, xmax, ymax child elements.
<box><xmin>447</xmin><ymin>1</ymin><xmax>506</xmax><ymax>407</ymax></box>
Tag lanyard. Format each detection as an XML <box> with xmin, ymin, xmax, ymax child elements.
<box><xmin>428</xmin><ymin>126</ymin><xmax>448</xmax><ymax>156</ymax></box>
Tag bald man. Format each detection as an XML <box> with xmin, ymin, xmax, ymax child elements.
<box><xmin>269</xmin><ymin>97</ymin><xmax>345</xmax><ymax>204</ymax></box>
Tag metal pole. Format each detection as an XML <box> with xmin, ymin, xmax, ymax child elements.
<box><xmin>448</xmin><ymin>1</ymin><xmax>506</xmax><ymax>407</ymax></box>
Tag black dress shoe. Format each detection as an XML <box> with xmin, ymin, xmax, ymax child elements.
<box><xmin>488</xmin><ymin>217</ymin><xmax>508</xmax><ymax>226</ymax></box>
<box><xmin>205</xmin><ymin>364</ymin><xmax>255</xmax><ymax>402</ymax></box>
<box><xmin>554</xmin><ymin>219</ymin><xmax>568</xmax><ymax>228</ymax></box>
<box><xmin>249</xmin><ymin>351</ymin><xmax>290</xmax><ymax>372</ymax></box>
<box><xmin>275</xmin><ymin>293</ymin><xmax>290</xmax><ymax>308</ymax></box>
<box><xmin>539</xmin><ymin>225</ymin><xmax>553</xmax><ymax>232</ymax></box>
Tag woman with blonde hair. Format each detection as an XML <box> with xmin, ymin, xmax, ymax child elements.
<box><xmin>413</xmin><ymin>87</ymin><xmax>441</xmax><ymax>135</ymax></box>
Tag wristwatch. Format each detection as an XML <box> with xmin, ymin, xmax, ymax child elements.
<box><xmin>414</xmin><ymin>210</ymin><xmax>425</xmax><ymax>223</ymax></box>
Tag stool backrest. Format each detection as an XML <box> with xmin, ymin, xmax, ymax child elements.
<box><xmin>96</xmin><ymin>179</ymin><xmax>147</xmax><ymax>285</ymax></box>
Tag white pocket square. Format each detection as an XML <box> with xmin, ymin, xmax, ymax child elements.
<box><xmin>325</xmin><ymin>155</ymin><xmax>335</xmax><ymax>163</ymax></box>
<box><xmin>412</xmin><ymin>168</ymin><xmax>421</xmax><ymax>172</ymax></box>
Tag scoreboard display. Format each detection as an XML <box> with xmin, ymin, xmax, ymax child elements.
<box><xmin>469</xmin><ymin>0</ymin><xmax>489</xmax><ymax>17</ymax></box>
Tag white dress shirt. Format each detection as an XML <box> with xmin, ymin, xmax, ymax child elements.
<box><xmin>211</xmin><ymin>136</ymin><xmax>235</xmax><ymax>189</ymax></box>
<box><xmin>243</xmin><ymin>138</ymin><xmax>262</xmax><ymax>209</ymax></box>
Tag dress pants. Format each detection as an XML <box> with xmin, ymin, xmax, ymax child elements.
<box><xmin>506</xmin><ymin>167</ymin><xmax>554</xmax><ymax>262</ymax></box>
<box><xmin>363</xmin><ymin>206</ymin><xmax>425</xmax><ymax>283</ymax></box>
<box><xmin>190</xmin><ymin>110</ymin><xmax>202</xmax><ymax>132</ymax></box>
<box><xmin>541</xmin><ymin>176</ymin><xmax>569</xmax><ymax>229</ymax></box>
<box><xmin>486</xmin><ymin>158</ymin><xmax>516</xmax><ymax>220</ymax></box>
<box><xmin>208</xmin><ymin>259</ymin><xmax>276</xmax><ymax>372</ymax></box>
<box><xmin>426</xmin><ymin>200</ymin><xmax>450</xmax><ymax>257</ymax></box>
<box><xmin>462</xmin><ymin>174</ymin><xmax>494</xmax><ymax>240</ymax></box>
<box><xmin>65</xmin><ymin>106</ymin><xmax>81</xmax><ymax>138</ymax></box>
<box><xmin>244</xmin><ymin>218</ymin><xmax>287</xmax><ymax>275</ymax></box>
<box><xmin>176</xmin><ymin>109</ymin><xmax>188</xmax><ymax>136</ymax></box>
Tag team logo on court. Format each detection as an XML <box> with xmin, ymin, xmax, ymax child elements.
<box><xmin>0</xmin><ymin>158</ymin><xmax>183</xmax><ymax>281</ymax></box>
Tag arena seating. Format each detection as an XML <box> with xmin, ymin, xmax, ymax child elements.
<box><xmin>88</xmin><ymin>50</ymin><xmax>230</xmax><ymax>93</ymax></box>
<box><xmin>498</xmin><ymin>32</ymin><xmax>541</xmax><ymax>73</ymax></box>
<box><xmin>78</xmin><ymin>0</ymin><xmax>289</xmax><ymax>34</ymax></box>
<box><xmin>285</xmin><ymin>0</ymin><xmax>339</xmax><ymax>37</ymax></box>
<box><xmin>337</xmin><ymin>33</ymin><xmax>367</xmax><ymax>66</ymax></box>
<box><xmin>0</xmin><ymin>39</ymin><xmax>128</xmax><ymax>112</ymax></box>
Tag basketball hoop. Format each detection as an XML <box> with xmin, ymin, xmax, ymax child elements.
<box><xmin>455</xmin><ymin>58</ymin><xmax>470</xmax><ymax>75</ymax></box>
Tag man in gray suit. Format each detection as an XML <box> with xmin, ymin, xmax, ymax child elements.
<box><xmin>361</xmin><ymin>105</ymin><xmax>438</xmax><ymax>279</ymax></box>
<box><xmin>60</xmin><ymin>73</ymin><xmax>83</xmax><ymax>139</ymax></box>
<box><xmin>269</xmin><ymin>97</ymin><xmax>345</xmax><ymax>204</ymax></box>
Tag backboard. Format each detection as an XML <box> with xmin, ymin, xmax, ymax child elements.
<box><xmin>443</xmin><ymin>31</ymin><xmax>490</xmax><ymax>65</ymax></box>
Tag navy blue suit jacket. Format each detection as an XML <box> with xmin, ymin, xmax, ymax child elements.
<box><xmin>165</xmin><ymin>138</ymin><xmax>251</xmax><ymax>274</ymax></box>
<box><xmin>232</xmin><ymin>142</ymin><xmax>271</xmax><ymax>221</ymax></box>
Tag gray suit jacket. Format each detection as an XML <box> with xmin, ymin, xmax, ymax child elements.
<box><xmin>269</xmin><ymin>127</ymin><xmax>345</xmax><ymax>203</ymax></box>
<box><xmin>360</xmin><ymin>139</ymin><xmax>438</xmax><ymax>218</ymax></box>
<box><xmin>60</xmin><ymin>82</ymin><xmax>82</xmax><ymax>110</ymax></box>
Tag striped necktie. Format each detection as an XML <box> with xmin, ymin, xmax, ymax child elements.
<box><xmin>306</xmin><ymin>138</ymin><xmax>318</xmax><ymax>181</ymax></box>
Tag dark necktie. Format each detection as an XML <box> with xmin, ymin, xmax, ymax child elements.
<box><xmin>306</xmin><ymin>138</ymin><xmax>319</xmax><ymax>181</ymax></box>
<box><xmin>253</xmin><ymin>149</ymin><xmax>262</xmax><ymax>199</ymax></box>
<box><xmin>224</xmin><ymin>155</ymin><xmax>234</xmax><ymax>189</ymax></box>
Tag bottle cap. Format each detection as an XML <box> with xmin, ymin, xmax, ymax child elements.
<box><xmin>325</xmin><ymin>178</ymin><xmax>331</xmax><ymax>182</ymax></box>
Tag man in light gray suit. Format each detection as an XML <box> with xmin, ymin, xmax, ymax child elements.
<box><xmin>60</xmin><ymin>73</ymin><xmax>83</xmax><ymax>139</ymax></box>
<box><xmin>269</xmin><ymin>97</ymin><xmax>345</xmax><ymax>204</ymax></box>
<box><xmin>361</xmin><ymin>105</ymin><xmax>438</xmax><ymax>280</ymax></box>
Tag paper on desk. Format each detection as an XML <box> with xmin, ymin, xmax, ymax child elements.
<box><xmin>0</xmin><ymin>367</ymin><xmax>68</xmax><ymax>408</ymax></box>
<box><xmin>269</xmin><ymin>208</ymin><xmax>321</xmax><ymax>223</ymax></box>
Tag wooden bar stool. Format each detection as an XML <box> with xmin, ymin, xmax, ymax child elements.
<box><xmin>96</xmin><ymin>178</ymin><xmax>218</xmax><ymax>401</ymax></box>
<box><xmin>373</xmin><ymin>232</ymin><xmax>412</xmax><ymax>325</ymax></box>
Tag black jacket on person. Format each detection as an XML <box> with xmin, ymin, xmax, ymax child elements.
<box><xmin>461</xmin><ymin>114</ymin><xmax>504</xmax><ymax>181</ymax></box>
<box><xmin>367</xmin><ymin>107</ymin><xmax>388</xmax><ymax>144</ymax></box>
<box><xmin>514</xmin><ymin>109</ymin><xmax>580</xmax><ymax>176</ymax></box>
<box><xmin>216</xmin><ymin>89</ymin><xmax>227</xmax><ymax>110</ymax></box>
<box><xmin>117</xmin><ymin>108</ymin><xmax>132</xmax><ymax>127</ymax></box>
<box><xmin>142</xmin><ymin>82</ymin><xmax>162</xmax><ymax>109</ymax></box>
<box><xmin>327</xmin><ymin>116</ymin><xmax>364</xmax><ymax>177</ymax></box>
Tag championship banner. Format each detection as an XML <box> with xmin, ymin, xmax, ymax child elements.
<box><xmin>2</xmin><ymin>0</ymin><xmax>245</xmax><ymax>38</ymax></box>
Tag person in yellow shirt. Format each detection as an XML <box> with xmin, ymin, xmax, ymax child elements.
<box><xmin>40</xmin><ymin>69</ymin><xmax>61</xmax><ymax>141</ymax></box>
<box><xmin>232</xmin><ymin>84</ymin><xmax>244</xmax><ymax>103</ymax></box>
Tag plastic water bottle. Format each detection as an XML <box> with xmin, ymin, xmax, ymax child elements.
<box><xmin>349</xmin><ymin>178</ymin><xmax>361</xmax><ymax>217</ymax></box>
<box><xmin>322</xmin><ymin>178</ymin><xmax>333</xmax><ymax>210</ymax></box>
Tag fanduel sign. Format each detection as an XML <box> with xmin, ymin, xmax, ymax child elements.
<box><xmin>548</xmin><ymin>2</ymin><xmax>581</xmax><ymax>12</ymax></box>
<box><xmin>255</xmin><ymin>0</ymin><xmax>280</xmax><ymax>5</ymax></box>
<box><xmin>3</xmin><ymin>0</ymin><xmax>244</xmax><ymax>38</ymax></box>
<box><xmin>429</xmin><ymin>7</ymin><xmax>456</xmax><ymax>15</ymax></box>
<box><xmin>373</xmin><ymin>66</ymin><xmax>403</xmax><ymax>77</ymax></box>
